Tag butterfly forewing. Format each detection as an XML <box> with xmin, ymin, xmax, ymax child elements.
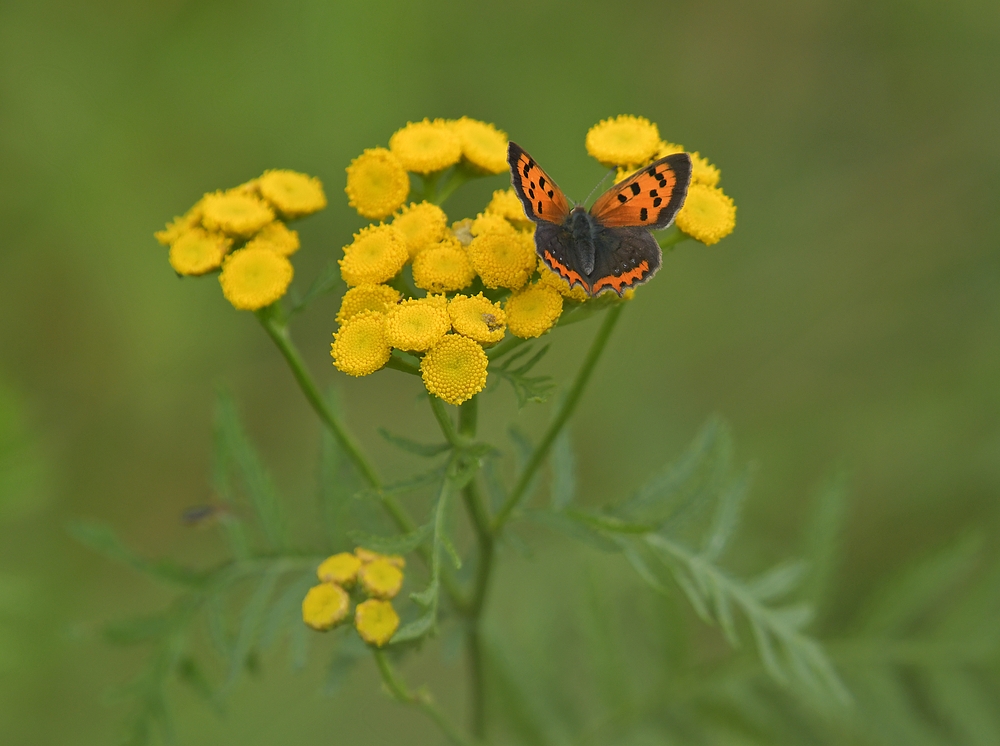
<box><xmin>589</xmin><ymin>153</ymin><xmax>692</xmax><ymax>229</ymax></box>
<box><xmin>507</xmin><ymin>142</ymin><xmax>571</xmax><ymax>225</ymax></box>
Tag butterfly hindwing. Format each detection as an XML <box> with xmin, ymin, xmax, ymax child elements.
<box><xmin>589</xmin><ymin>153</ymin><xmax>692</xmax><ymax>229</ymax></box>
<box><xmin>507</xmin><ymin>142</ymin><xmax>571</xmax><ymax>225</ymax></box>
<box><xmin>535</xmin><ymin>221</ymin><xmax>592</xmax><ymax>293</ymax></box>
<box><xmin>588</xmin><ymin>225</ymin><xmax>662</xmax><ymax>296</ymax></box>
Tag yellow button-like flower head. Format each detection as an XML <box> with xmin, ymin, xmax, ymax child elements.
<box><xmin>655</xmin><ymin>141</ymin><xmax>686</xmax><ymax>158</ymax></box>
<box><xmin>168</xmin><ymin>228</ymin><xmax>232</xmax><ymax>276</ymax></box>
<box><xmin>355</xmin><ymin>547</ymin><xmax>406</xmax><ymax>568</ymax></box>
<box><xmin>675</xmin><ymin>184</ymin><xmax>736</xmax><ymax>246</ymax></box>
<box><xmin>201</xmin><ymin>190</ymin><xmax>275</xmax><ymax>238</ymax></box>
<box><xmin>448</xmin><ymin>293</ymin><xmax>506</xmax><ymax>345</ymax></box>
<box><xmin>359</xmin><ymin>558</ymin><xmax>404</xmax><ymax>599</ymax></box>
<box><xmin>354</xmin><ymin>599</ymin><xmax>400</xmax><ymax>647</ymax></box>
<box><xmin>257</xmin><ymin>169</ymin><xmax>327</xmax><ymax>219</ymax></box>
<box><xmin>244</xmin><ymin>221</ymin><xmax>300</xmax><ymax>257</ymax></box>
<box><xmin>219</xmin><ymin>246</ymin><xmax>293</xmax><ymax>310</ymax></box>
<box><xmin>345</xmin><ymin>148</ymin><xmax>411</xmax><ymax>220</ymax></box>
<box><xmin>155</xmin><ymin>202</ymin><xmax>203</xmax><ymax>246</ymax></box>
<box><xmin>317</xmin><ymin>552</ymin><xmax>363</xmax><ymax>587</ymax></box>
<box><xmin>412</xmin><ymin>237</ymin><xmax>476</xmax><ymax>293</ymax></box>
<box><xmin>331</xmin><ymin>310</ymin><xmax>392</xmax><ymax>377</ymax></box>
<box><xmin>336</xmin><ymin>284</ymin><xmax>402</xmax><ymax>324</ymax></box>
<box><xmin>339</xmin><ymin>224</ymin><xmax>409</xmax><ymax>287</ymax></box>
<box><xmin>485</xmin><ymin>188</ymin><xmax>532</xmax><ymax>230</ymax></box>
<box><xmin>471</xmin><ymin>211</ymin><xmax>517</xmax><ymax>238</ymax></box>
<box><xmin>392</xmin><ymin>201</ymin><xmax>448</xmax><ymax>258</ymax></box>
<box><xmin>421</xmin><ymin>335</ymin><xmax>489</xmax><ymax>405</ymax></box>
<box><xmin>586</xmin><ymin>115</ymin><xmax>661</xmax><ymax>168</ymax></box>
<box><xmin>506</xmin><ymin>283</ymin><xmax>563</xmax><ymax>338</ymax></box>
<box><xmin>302</xmin><ymin>583</ymin><xmax>350</xmax><ymax>631</ymax></box>
<box><xmin>690</xmin><ymin>152</ymin><xmax>721</xmax><ymax>188</ymax></box>
<box><xmin>389</xmin><ymin>119</ymin><xmax>462</xmax><ymax>174</ymax></box>
<box><xmin>384</xmin><ymin>298</ymin><xmax>451</xmax><ymax>352</ymax></box>
<box><xmin>452</xmin><ymin>117</ymin><xmax>509</xmax><ymax>174</ymax></box>
<box><xmin>536</xmin><ymin>258</ymin><xmax>590</xmax><ymax>302</ymax></box>
<box><xmin>467</xmin><ymin>231</ymin><xmax>536</xmax><ymax>290</ymax></box>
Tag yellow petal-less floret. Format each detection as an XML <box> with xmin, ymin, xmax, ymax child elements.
<box><xmin>155</xmin><ymin>201</ymin><xmax>204</xmax><ymax>246</ymax></box>
<box><xmin>218</xmin><ymin>246</ymin><xmax>293</xmax><ymax>310</ymax></box>
<box><xmin>168</xmin><ymin>228</ymin><xmax>232</xmax><ymax>276</ymax></box>
<box><xmin>655</xmin><ymin>141</ymin><xmax>686</xmax><ymax>159</ymax></box>
<box><xmin>354</xmin><ymin>599</ymin><xmax>400</xmax><ymax>647</ymax></box>
<box><xmin>505</xmin><ymin>283</ymin><xmax>563</xmax><ymax>338</ymax></box>
<box><xmin>257</xmin><ymin>169</ymin><xmax>327</xmax><ymax>219</ymax></box>
<box><xmin>201</xmin><ymin>190</ymin><xmax>275</xmax><ymax>237</ymax></box>
<box><xmin>448</xmin><ymin>293</ymin><xmax>506</xmax><ymax>345</ymax></box>
<box><xmin>302</xmin><ymin>583</ymin><xmax>350</xmax><ymax>631</ymax></box>
<box><xmin>675</xmin><ymin>183</ymin><xmax>736</xmax><ymax>246</ymax></box>
<box><xmin>345</xmin><ymin>148</ymin><xmax>411</xmax><ymax>220</ymax></box>
<box><xmin>471</xmin><ymin>211</ymin><xmax>517</xmax><ymax>238</ymax></box>
<box><xmin>536</xmin><ymin>258</ymin><xmax>590</xmax><ymax>302</ymax></box>
<box><xmin>412</xmin><ymin>237</ymin><xmax>476</xmax><ymax>293</ymax></box>
<box><xmin>331</xmin><ymin>310</ymin><xmax>392</xmax><ymax>377</ymax></box>
<box><xmin>384</xmin><ymin>298</ymin><xmax>451</xmax><ymax>352</ymax></box>
<box><xmin>689</xmin><ymin>152</ymin><xmax>721</xmax><ymax>188</ymax></box>
<box><xmin>359</xmin><ymin>558</ymin><xmax>404</xmax><ymax>599</ymax></box>
<box><xmin>317</xmin><ymin>552</ymin><xmax>363</xmax><ymax>587</ymax></box>
<box><xmin>421</xmin><ymin>335</ymin><xmax>489</xmax><ymax>406</ymax></box>
<box><xmin>452</xmin><ymin>117</ymin><xmax>509</xmax><ymax>174</ymax></box>
<box><xmin>389</xmin><ymin>119</ymin><xmax>462</xmax><ymax>174</ymax></box>
<box><xmin>336</xmin><ymin>284</ymin><xmax>402</xmax><ymax>324</ymax></box>
<box><xmin>391</xmin><ymin>201</ymin><xmax>448</xmax><ymax>258</ymax></box>
<box><xmin>586</xmin><ymin>115</ymin><xmax>661</xmax><ymax>168</ymax></box>
<box><xmin>355</xmin><ymin>547</ymin><xmax>406</xmax><ymax>569</ymax></box>
<box><xmin>339</xmin><ymin>224</ymin><xmax>409</xmax><ymax>286</ymax></box>
<box><xmin>467</xmin><ymin>231</ymin><xmax>536</xmax><ymax>290</ymax></box>
<box><xmin>244</xmin><ymin>221</ymin><xmax>300</xmax><ymax>257</ymax></box>
<box><xmin>485</xmin><ymin>188</ymin><xmax>532</xmax><ymax>230</ymax></box>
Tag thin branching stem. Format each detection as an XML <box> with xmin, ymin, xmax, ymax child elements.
<box><xmin>492</xmin><ymin>304</ymin><xmax>625</xmax><ymax>532</ymax></box>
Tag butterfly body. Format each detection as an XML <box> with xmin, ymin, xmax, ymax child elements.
<box><xmin>507</xmin><ymin>141</ymin><xmax>692</xmax><ymax>297</ymax></box>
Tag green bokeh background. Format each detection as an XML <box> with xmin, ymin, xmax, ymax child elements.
<box><xmin>1</xmin><ymin>0</ymin><xmax>998</xmax><ymax>743</ymax></box>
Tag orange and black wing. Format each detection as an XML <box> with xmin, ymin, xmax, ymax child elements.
<box><xmin>589</xmin><ymin>153</ymin><xmax>692</xmax><ymax>229</ymax></box>
<box><xmin>507</xmin><ymin>142</ymin><xmax>571</xmax><ymax>225</ymax></box>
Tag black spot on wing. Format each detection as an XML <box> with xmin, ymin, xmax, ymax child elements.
<box><xmin>639</xmin><ymin>207</ymin><xmax>648</xmax><ymax>221</ymax></box>
<box><xmin>629</xmin><ymin>183</ymin><xmax>641</xmax><ymax>196</ymax></box>
<box><xmin>617</xmin><ymin>193</ymin><xmax>627</xmax><ymax>203</ymax></box>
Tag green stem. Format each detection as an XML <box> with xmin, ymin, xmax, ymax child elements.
<box><xmin>433</xmin><ymin>165</ymin><xmax>475</xmax><ymax>206</ymax></box>
<box><xmin>458</xmin><ymin>395</ymin><xmax>478</xmax><ymax>438</ymax></box>
<box><xmin>492</xmin><ymin>304</ymin><xmax>625</xmax><ymax>532</ymax></box>
<box><xmin>372</xmin><ymin>649</ymin><xmax>477</xmax><ymax>746</ymax></box>
<box><xmin>656</xmin><ymin>225</ymin><xmax>692</xmax><ymax>250</ymax></box>
<box><xmin>386</xmin><ymin>353</ymin><xmax>421</xmax><ymax>376</ymax></box>
<box><xmin>486</xmin><ymin>334</ymin><xmax>529</xmax><ymax>360</ymax></box>
<box><xmin>429</xmin><ymin>396</ymin><xmax>463</xmax><ymax>447</ymax></box>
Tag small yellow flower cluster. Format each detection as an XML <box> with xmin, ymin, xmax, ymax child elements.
<box><xmin>344</xmin><ymin>118</ymin><xmax>509</xmax><ymax>220</ymax></box>
<box><xmin>587</xmin><ymin>116</ymin><xmax>736</xmax><ymax>245</ymax></box>
<box><xmin>303</xmin><ymin>547</ymin><xmax>406</xmax><ymax>647</ymax></box>
<box><xmin>154</xmin><ymin>170</ymin><xmax>327</xmax><ymax>310</ymax></box>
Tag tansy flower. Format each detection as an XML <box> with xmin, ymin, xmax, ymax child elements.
<box><xmin>412</xmin><ymin>237</ymin><xmax>476</xmax><ymax>293</ymax></box>
<box><xmin>485</xmin><ymin>188</ymin><xmax>532</xmax><ymax>229</ymax></box>
<box><xmin>336</xmin><ymin>284</ymin><xmax>402</xmax><ymax>324</ymax></box>
<box><xmin>201</xmin><ymin>190</ymin><xmax>275</xmax><ymax>237</ymax></box>
<box><xmin>384</xmin><ymin>298</ymin><xmax>451</xmax><ymax>352</ymax></box>
<box><xmin>155</xmin><ymin>202</ymin><xmax>203</xmax><ymax>246</ymax></box>
<box><xmin>302</xmin><ymin>583</ymin><xmax>350</xmax><ymax>631</ymax></box>
<box><xmin>168</xmin><ymin>228</ymin><xmax>232</xmax><ymax>276</ymax></box>
<box><xmin>257</xmin><ymin>169</ymin><xmax>327</xmax><ymax>219</ymax></box>
<box><xmin>451</xmin><ymin>218</ymin><xmax>474</xmax><ymax>246</ymax></box>
<box><xmin>506</xmin><ymin>283</ymin><xmax>563</xmax><ymax>338</ymax></box>
<box><xmin>690</xmin><ymin>152</ymin><xmax>721</xmax><ymax>188</ymax></box>
<box><xmin>218</xmin><ymin>246</ymin><xmax>293</xmax><ymax>310</ymax></box>
<box><xmin>471</xmin><ymin>211</ymin><xmax>517</xmax><ymax>238</ymax></box>
<box><xmin>586</xmin><ymin>115</ymin><xmax>661</xmax><ymax>167</ymax></box>
<box><xmin>244</xmin><ymin>220</ymin><xmax>300</xmax><ymax>257</ymax></box>
<box><xmin>655</xmin><ymin>141</ymin><xmax>686</xmax><ymax>158</ymax></box>
<box><xmin>389</xmin><ymin>119</ymin><xmax>462</xmax><ymax>174</ymax></box>
<box><xmin>423</xmin><ymin>293</ymin><xmax>449</xmax><ymax>311</ymax></box>
<box><xmin>448</xmin><ymin>293</ymin><xmax>506</xmax><ymax>345</ymax></box>
<box><xmin>392</xmin><ymin>201</ymin><xmax>448</xmax><ymax>258</ymax></box>
<box><xmin>339</xmin><ymin>224</ymin><xmax>408</xmax><ymax>286</ymax></box>
<box><xmin>331</xmin><ymin>310</ymin><xmax>392</xmax><ymax>377</ymax></box>
<box><xmin>537</xmin><ymin>258</ymin><xmax>590</xmax><ymax>302</ymax></box>
<box><xmin>467</xmin><ymin>231</ymin><xmax>536</xmax><ymax>290</ymax></box>
<box><xmin>421</xmin><ymin>335</ymin><xmax>489</xmax><ymax>405</ymax></box>
<box><xmin>359</xmin><ymin>559</ymin><xmax>404</xmax><ymax>599</ymax></box>
<box><xmin>345</xmin><ymin>148</ymin><xmax>410</xmax><ymax>220</ymax></box>
<box><xmin>675</xmin><ymin>184</ymin><xmax>736</xmax><ymax>246</ymax></box>
<box><xmin>355</xmin><ymin>547</ymin><xmax>405</xmax><ymax>568</ymax></box>
<box><xmin>317</xmin><ymin>552</ymin><xmax>363</xmax><ymax>587</ymax></box>
<box><xmin>452</xmin><ymin>117</ymin><xmax>508</xmax><ymax>174</ymax></box>
<box><xmin>354</xmin><ymin>599</ymin><xmax>399</xmax><ymax>647</ymax></box>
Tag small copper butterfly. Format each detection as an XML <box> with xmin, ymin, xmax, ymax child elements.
<box><xmin>507</xmin><ymin>142</ymin><xmax>692</xmax><ymax>296</ymax></box>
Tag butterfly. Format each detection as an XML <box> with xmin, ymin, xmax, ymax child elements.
<box><xmin>507</xmin><ymin>142</ymin><xmax>692</xmax><ymax>296</ymax></box>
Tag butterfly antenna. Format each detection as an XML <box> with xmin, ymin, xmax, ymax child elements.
<box><xmin>582</xmin><ymin>167</ymin><xmax>618</xmax><ymax>207</ymax></box>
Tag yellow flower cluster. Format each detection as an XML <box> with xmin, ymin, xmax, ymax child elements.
<box><xmin>588</xmin><ymin>116</ymin><xmax>736</xmax><ymax>246</ymax></box>
<box><xmin>154</xmin><ymin>170</ymin><xmax>327</xmax><ymax>311</ymax></box>
<box><xmin>303</xmin><ymin>547</ymin><xmax>406</xmax><ymax>646</ymax></box>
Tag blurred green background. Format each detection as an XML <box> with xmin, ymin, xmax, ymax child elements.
<box><xmin>1</xmin><ymin>0</ymin><xmax>998</xmax><ymax>743</ymax></box>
